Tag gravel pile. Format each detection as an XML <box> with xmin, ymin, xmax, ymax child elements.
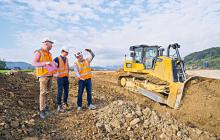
<box><xmin>95</xmin><ymin>100</ymin><xmax>218</xmax><ymax>140</ymax></box>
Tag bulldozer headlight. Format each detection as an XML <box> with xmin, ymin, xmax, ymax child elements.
<box><xmin>126</xmin><ymin>63</ymin><xmax>132</xmax><ymax>68</ymax></box>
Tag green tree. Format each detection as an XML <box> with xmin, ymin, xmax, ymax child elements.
<box><xmin>0</xmin><ymin>60</ymin><xmax>6</xmax><ymax>69</ymax></box>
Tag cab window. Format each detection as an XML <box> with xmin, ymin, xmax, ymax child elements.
<box><xmin>145</xmin><ymin>48</ymin><xmax>157</xmax><ymax>58</ymax></box>
<box><xmin>134</xmin><ymin>48</ymin><xmax>143</xmax><ymax>63</ymax></box>
<box><xmin>144</xmin><ymin>47</ymin><xmax>157</xmax><ymax>69</ymax></box>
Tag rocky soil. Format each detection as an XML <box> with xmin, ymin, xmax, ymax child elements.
<box><xmin>95</xmin><ymin>100</ymin><xmax>217</xmax><ymax>140</ymax></box>
<box><xmin>0</xmin><ymin>71</ymin><xmax>219</xmax><ymax>140</ymax></box>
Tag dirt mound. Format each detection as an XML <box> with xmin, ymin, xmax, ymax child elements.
<box><xmin>177</xmin><ymin>77</ymin><xmax>220</xmax><ymax>134</ymax></box>
<box><xmin>94</xmin><ymin>71</ymin><xmax>220</xmax><ymax>137</ymax></box>
<box><xmin>95</xmin><ymin>100</ymin><xmax>217</xmax><ymax>140</ymax></box>
<box><xmin>0</xmin><ymin>72</ymin><xmax>45</xmax><ymax>139</ymax></box>
<box><xmin>0</xmin><ymin>71</ymin><xmax>220</xmax><ymax>139</ymax></box>
<box><xmin>152</xmin><ymin>77</ymin><xmax>220</xmax><ymax>135</ymax></box>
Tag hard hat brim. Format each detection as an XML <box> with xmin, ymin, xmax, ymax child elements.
<box><xmin>42</xmin><ymin>40</ymin><xmax>54</xmax><ymax>44</ymax></box>
<box><xmin>62</xmin><ymin>50</ymin><xmax>69</xmax><ymax>53</ymax></box>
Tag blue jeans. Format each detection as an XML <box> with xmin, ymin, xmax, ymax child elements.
<box><xmin>77</xmin><ymin>78</ymin><xmax>92</xmax><ymax>107</ymax></box>
<box><xmin>57</xmin><ymin>77</ymin><xmax>69</xmax><ymax>105</ymax></box>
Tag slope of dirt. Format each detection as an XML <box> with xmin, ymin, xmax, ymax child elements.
<box><xmin>177</xmin><ymin>77</ymin><xmax>220</xmax><ymax>133</ymax></box>
<box><xmin>0</xmin><ymin>71</ymin><xmax>219</xmax><ymax>139</ymax></box>
<box><xmin>152</xmin><ymin>77</ymin><xmax>220</xmax><ymax>135</ymax></box>
<box><xmin>0</xmin><ymin>72</ymin><xmax>45</xmax><ymax>139</ymax></box>
<box><xmin>106</xmin><ymin>71</ymin><xmax>220</xmax><ymax>136</ymax></box>
<box><xmin>95</xmin><ymin>100</ymin><xmax>216</xmax><ymax>140</ymax></box>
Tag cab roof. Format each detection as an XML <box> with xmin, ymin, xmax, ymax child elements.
<box><xmin>130</xmin><ymin>45</ymin><xmax>161</xmax><ymax>51</ymax></box>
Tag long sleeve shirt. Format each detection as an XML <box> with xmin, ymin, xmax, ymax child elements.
<box><xmin>73</xmin><ymin>66</ymin><xmax>80</xmax><ymax>78</ymax></box>
<box><xmin>32</xmin><ymin>51</ymin><xmax>47</xmax><ymax>67</ymax></box>
<box><xmin>32</xmin><ymin>50</ymin><xmax>57</xmax><ymax>76</ymax></box>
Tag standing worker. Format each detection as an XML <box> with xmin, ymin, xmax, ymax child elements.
<box><xmin>74</xmin><ymin>49</ymin><xmax>96</xmax><ymax>111</ymax></box>
<box><xmin>32</xmin><ymin>37</ymin><xmax>55</xmax><ymax>119</ymax></box>
<box><xmin>54</xmin><ymin>47</ymin><xmax>70</xmax><ymax>112</ymax></box>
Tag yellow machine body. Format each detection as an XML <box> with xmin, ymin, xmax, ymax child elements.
<box><xmin>118</xmin><ymin>44</ymin><xmax>189</xmax><ymax>108</ymax></box>
<box><xmin>124</xmin><ymin>56</ymin><xmax>177</xmax><ymax>83</ymax></box>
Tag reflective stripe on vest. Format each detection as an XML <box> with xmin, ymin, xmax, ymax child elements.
<box><xmin>35</xmin><ymin>49</ymin><xmax>53</xmax><ymax>77</ymax></box>
<box><xmin>75</xmin><ymin>60</ymin><xmax>92</xmax><ymax>79</ymax></box>
<box><xmin>78</xmin><ymin>66</ymin><xmax>90</xmax><ymax>71</ymax></box>
<box><xmin>56</xmin><ymin>56</ymin><xmax>69</xmax><ymax>77</ymax></box>
<box><xmin>79</xmin><ymin>71</ymin><xmax>92</xmax><ymax>76</ymax></box>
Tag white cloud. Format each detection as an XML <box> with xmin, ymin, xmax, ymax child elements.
<box><xmin>0</xmin><ymin>0</ymin><xmax>220</xmax><ymax>66</ymax></box>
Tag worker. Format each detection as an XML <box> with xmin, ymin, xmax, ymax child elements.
<box><xmin>32</xmin><ymin>37</ymin><xmax>55</xmax><ymax>119</ymax></box>
<box><xmin>53</xmin><ymin>47</ymin><xmax>70</xmax><ymax>112</ymax></box>
<box><xmin>74</xmin><ymin>49</ymin><xmax>96</xmax><ymax>111</ymax></box>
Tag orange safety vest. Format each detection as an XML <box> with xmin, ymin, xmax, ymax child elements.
<box><xmin>75</xmin><ymin>59</ymin><xmax>92</xmax><ymax>80</ymax></box>
<box><xmin>35</xmin><ymin>49</ymin><xmax>53</xmax><ymax>77</ymax></box>
<box><xmin>56</xmin><ymin>56</ymin><xmax>69</xmax><ymax>77</ymax></box>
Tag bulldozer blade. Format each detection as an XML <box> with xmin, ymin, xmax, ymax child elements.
<box><xmin>123</xmin><ymin>80</ymin><xmax>167</xmax><ymax>104</ymax></box>
<box><xmin>174</xmin><ymin>76</ymin><xmax>199</xmax><ymax>108</ymax></box>
<box><xmin>138</xmin><ymin>87</ymin><xmax>166</xmax><ymax>104</ymax></box>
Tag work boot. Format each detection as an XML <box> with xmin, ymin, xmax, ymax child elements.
<box><xmin>39</xmin><ymin>110</ymin><xmax>46</xmax><ymax>119</ymax></box>
<box><xmin>57</xmin><ymin>105</ymin><xmax>65</xmax><ymax>113</ymax></box>
<box><xmin>77</xmin><ymin>106</ymin><xmax>82</xmax><ymax>111</ymax></box>
<box><xmin>45</xmin><ymin>106</ymin><xmax>50</xmax><ymax>116</ymax></box>
<box><xmin>88</xmin><ymin>104</ymin><xmax>96</xmax><ymax>110</ymax></box>
<box><xmin>63</xmin><ymin>103</ymin><xmax>70</xmax><ymax>110</ymax></box>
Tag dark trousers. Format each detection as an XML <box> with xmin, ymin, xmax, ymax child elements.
<box><xmin>57</xmin><ymin>77</ymin><xmax>69</xmax><ymax>105</ymax></box>
<box><xmin>77</xmin><ymin>78</ymin><xmax>92</xmax><ymax>107</ymax></box>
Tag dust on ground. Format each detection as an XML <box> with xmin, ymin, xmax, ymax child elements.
<box><xmin>0</xmin><ymin>71</ymin><xmax>219</xmax><ymax>139</ymax></box>
<box><xmin>98</xmin><ymin>71</ymin><xmax>220</xmax><ymax>135</ymax></box>
<box><xmin>153</xmin><ymin>77</ymin><xmax>220</xmax><ymax>135</ymax></box>
<box><xmin>187</xmin><ymin>70</ymin><xmax>220</xmax><ymax>79</ymax></box>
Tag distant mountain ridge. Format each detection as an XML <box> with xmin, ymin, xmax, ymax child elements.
<box><xmin>6</xmin><ymin>47</ymin><xmax>220</xmax><ymax>70</ymax></box>
<box><xmin>92</xmin><ymin>65</ymin><xmax>121</xmax><ymax>71</ymax></box>
<box><xmin>184</xmin><ymin>47</ymin><xmax>220</xmax><ymax>69</ymax></box>
<box><xmin>6</xmin><ymin>61</ymin><xmax>121</xmax><ymax>70</ymax></box>
<box><xmin>70</xmin><ymin>65</ymin><xmax>121</xmax><ymax>71</ymax></box>
<box><xmin>6</xmin><ymin>62</ymin><xmax>34</xmax><ymax>69</ymax></box>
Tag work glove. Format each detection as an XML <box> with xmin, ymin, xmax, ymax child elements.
<box><xmin>85</xmin><ymin>49</ymin><xmax>91</xmax><ymax>52</ymax></box>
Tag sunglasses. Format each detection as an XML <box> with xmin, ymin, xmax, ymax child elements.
<box><xmin>77</xmin><ymin>52</ymin><xmax>82</xmax><ymax>55</ymax></box>
<box><xmin>75</xmin><ymin>52</ymin><xmax>82</xmax><ymax>57</ymax></box>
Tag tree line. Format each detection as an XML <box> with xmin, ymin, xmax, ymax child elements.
<box><xmin>0</xmin><ymin>59</ymin><xmax>6</xmax><ymax>69</ymax></box>
<box><xmin>184</xmin><ymin>47</ymin><xmax>220</xmax><ymax>69</ymax></box>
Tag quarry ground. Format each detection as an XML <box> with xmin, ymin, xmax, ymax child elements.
<box><xmin>0</xmin><ymin>70</ymin><xmax>219</xmax><ymax>140</ymax></box>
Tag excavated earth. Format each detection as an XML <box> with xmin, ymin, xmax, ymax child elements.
<box><xmin>0</xmin><ymin>71</ymin><xmax>219</xmax><ymax>140</ymax></box>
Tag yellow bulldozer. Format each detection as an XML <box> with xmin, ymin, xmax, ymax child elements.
<box><xmin>118</xmin><ymin>43</ymin><xmax>193</xmax><ymax>108</ymax></box>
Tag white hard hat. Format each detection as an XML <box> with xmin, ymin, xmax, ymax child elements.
<box><xmin>42</xmin><ymin>37</ymin><xmax>54</xmax><ymax>44</ymax></box>
<box><xmin>61</xmin><ymin>46</ymin><xmax>69</xmax><ymax>53</ymax></box>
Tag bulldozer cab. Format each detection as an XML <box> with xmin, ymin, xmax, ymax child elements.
<box><xmin>122</xmin><ymin>43</ymin><xmax>188</xmax><ymax>108</ymax></box>
<box><xmin>130</xmin><ymin>45</ymin><xmax>159</xmax><ymax>69</ymax></box>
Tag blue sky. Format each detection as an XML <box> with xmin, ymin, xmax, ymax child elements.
<box><xmin>0</xmin><ymin>0</ymin><xmax>220</xmax><ymax>66</ymax></box>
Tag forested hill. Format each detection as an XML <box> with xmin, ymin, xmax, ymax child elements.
<box><xmin>184</xmin><ymin>47</ymin><xmax>220</xmax><ymax>69</ymax></box>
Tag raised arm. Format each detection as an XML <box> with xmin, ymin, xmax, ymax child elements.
<box><xmin>85</xmin><ymin>49</ymin><xmax>95</xmax><ymax>63</ymax></box>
